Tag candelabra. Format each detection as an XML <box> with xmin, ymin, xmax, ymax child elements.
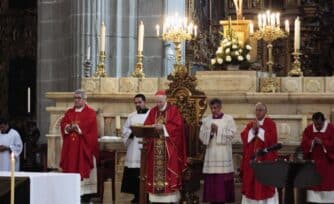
<box><xmin>253</xmin><ymin>26</ymin><xmax>287</xmax><ymax>77</ymax></box>
<box><xmin>94</xmin><ymin>51</ymin><xmax>107</xmax><ymax>77</ymax></box>
<box><xmin>132</xmin><ymin>51</ymin><xmax>145</xmax><ymax>78</ymax></box>
<box><xmin>157</xmin><ymin>14</ymin><xmax>196</xmax><ymax>76</ymax></box>
<box><xmin>288</xmin><ymin>50</ymin><xmax>303</xmax><ymax>76</ymax></box>
<box><xmin>251</xmin><ymin>10</ymin><xmax>289</xmax><ymax>92</ymax></box>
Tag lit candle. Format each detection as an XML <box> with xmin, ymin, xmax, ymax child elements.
<box><xmin>249</xmin><ymin>22</ymin><xmax>254</xmax><ymax>34</ymax></box>
<box><xmin>27</xmin><ymin>87</ymin><xmax>31</xmax><ymax>113</ymax></box>
<box><xmin>294</xmin><ymin>17</ymin><xmax>300</xmax><ymax>52</ymax></box>
<box><xmin>86</xmin><ymin>46</ymin><xmax>90</xmax><ymax>61</ymax></box>
<box><xmin>116</xmin><ymin>116</ymin><xmax>121</xmax><ymax>130</ymax></box>
<box><xmin>156</xmin><ymin>24</ymin><xmax>160</xmax><ymax>36</ymax></box>
<box><xmin>270</xmin><ymin>14</ymin><xmax>275</xmax><ymax>27</ymax></box>
<box><xmin>262</xmin><ymin>14</ymin><xmax>267</xmax><ymax>27</ymax></box>
<box><xmin>258</xmin><ymin>14</ymin><xmax>262</xmax><ymax>29</ymax></box>
<box><xmin>266</xmin><ymin>10</ymin><xmax>270</xmax><ymax>25</ymax></box>
<box><xmin>100</xmin><ymin>22</ymin><xmax>106</xmax><ymax>52</ymax></box>
<box><xmin>138</xmin><ymin>21</ymin><xmax>144</xmax><ymax>52</ymax></box>
<box><xmin>276</xmin><ymin>13</ymin><xmax>280</xmax><ymax>27</ymax></box>
<box><xmin>194</xmin><ymin>25</ymin><xmax>198</xmax><ymax>37</ymax></box>
<box><xmin>285</xmin><ymin>19</ymin><xmax>290</xmax><ymax>33</ymax></box>
<box><xmin>10</xmin><ymin>152</ymin><xmax>15</xmax><ymax>204</ymax></box>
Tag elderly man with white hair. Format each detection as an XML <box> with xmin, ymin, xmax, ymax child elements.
<box><xmin>143</xmin><ymin>90</ymin><xmax>187</xmax><ymax>203</ymax></box>
<box><xmin>240</xmin><ymin>102</ymin><xmax>279</xmax><ymax>204</ymax></box>
<box><xmin>60</xmin><ymin>89</ymin><xmax>99</xmax><ymax>197</ymax></box>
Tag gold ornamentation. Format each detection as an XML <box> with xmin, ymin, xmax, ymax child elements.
<box><xmin>288</xmin><ymin>51</ymin><xmax>303</xmax><ymax>77</ymax></box>
<box><xmin>153</xmin><ymin>113</ymin><xmax>166</xmax><ymax>193</ymax></box>
<box><xmin>252</xmin><ymin>24</ymin><xmax>287</xmax><ymax>92</ymax></box>
<box><xmin>260</xmin><ymin>77</ymin><xmax>281</xmax><ymax>93</ymax></box>
<box><xmin>132</xmin><ymin>51</ymin><xmax>145</xmax><ymax>78</ymax></box>
<box><xmin>166</xmin><ymin>71</ymin><xmax>207</xmax><ymax>156</ymax></box>
<box><xmin>95</xmin><ymin>51</ymin><xmax>107</xmax><ymax>77</ymax></box>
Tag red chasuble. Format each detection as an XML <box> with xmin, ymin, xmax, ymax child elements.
<box><xmin>144</xmin><ymin>104</ymin><xmax>187</xmax><ymax>194</ymax></box>
<box><xmin>240</xmin><ymin>117</ymin><xmax>278</xmax><ymax>200</ymax></box>
<box><xmin>60</xmin><ymin>105</ymin><xmax>98</xmax><ymax>179</ymax></box>
<box><xmin>301</xmin><ymin>122</ymin><xmax>334</xmax><ymax>191</ymax></box>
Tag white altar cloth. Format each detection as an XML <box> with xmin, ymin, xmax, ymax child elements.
<box><xmin>0</xmin><ymin>171</ymin><xmax>80</xmax><ymax>204</ymax></box>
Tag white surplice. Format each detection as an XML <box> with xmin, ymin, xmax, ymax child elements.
<box><xmin>0</xmin><ymin>128</ymin><xmax>23</xmax><ymax>171</ymax></box>
<box><xmin>122</xmin><ymin>110</ymin><xmax>149</xmax><ymax>168</ymax></box>
<box><xmin>199</xmin><ymin>114</ymin><xmax>236</xmax><ymax>174</ymax></box>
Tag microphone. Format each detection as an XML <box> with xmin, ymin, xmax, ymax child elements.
<box><xmin>252</xmin><ymin>143</ymin><xmax>283</xmax><ymax>159</ymax></box>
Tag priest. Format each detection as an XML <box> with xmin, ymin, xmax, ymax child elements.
<box><xmin>301</xmin><ymin>112</ymin><xmax>334</xmax><ymax>203</ymax></box>
<box><xmin>144</xmin><ymin>90</ymin><xmax>187</xmax><ymax>203</ymax></box>
<box><xmin>199</xmin><ymin>98</ymin><xmax>236</xmax><ymax>203</ymax></box>
<box><xmin>121</xmin><ymin>94</ymin><xmax>149</xmax><ymax>203</ymax></box>
<box><xmin>0</xmin><ymin>117</ymin><xmax>23</xmax><ymax>171</ymax></box>
<box><xmin>60</xmin><ymin>89</ymin><xmax>99</xmax><ymax>195</ymax></box>
<box><xmin>240</xmin><ymin>102</ymin><xmax>279</xmax><ymax>204</ymax></box>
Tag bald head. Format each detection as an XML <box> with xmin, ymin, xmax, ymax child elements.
<box><xmin>255</xmin><ymin>102</ymin><xmax>267</xmax><ymax>120</ymax></box>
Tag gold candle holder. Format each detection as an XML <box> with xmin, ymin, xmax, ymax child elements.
<box><xmin>288</xmin><ymin>50</ymin><xmax>303</xmax><ymax>77</ymax></box>
<box><xmin>162</xmin><ymin>31</ymin><xmax>192</xmax><ymax>75</ymax></box>
<box><xmin>252</xmin><ymin>26</ymin><xmax>287</xmax><ymax>92</ymax></box>
<box><xmin>94</xmin><ymin>51</ymin><xmax>107</xmax><ymax>77</ymax></box>
<box><xmin>157</xmin><ymin>14</ymin><xmax>196</xmax><ymax>76</ymax></box>
<box><xmin>132</xmin><ymin>51</ymin><xmax>145</xmax><ymax>78</ymax></box>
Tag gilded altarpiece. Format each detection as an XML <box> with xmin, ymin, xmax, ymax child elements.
<box><xmin>186</xmin><ymin>0</ymin><xmax>334</xmax><ymax>76</ymax></box>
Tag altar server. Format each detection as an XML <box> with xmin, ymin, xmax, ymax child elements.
<box><xmin>0</xmin><ymin>117</ymin><xmax>23</xmax><ymax>171</ymax></box>
<box><xmin>121</xmin><ymin>94</ymin><xmax>149</xmax><ymax>203</ymax></box>
<box><xmin>199</xmin><ymin>98</ymin><xmax>236</xmax><ymax>204</ymax></box>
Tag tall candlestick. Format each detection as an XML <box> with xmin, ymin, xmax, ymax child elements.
<box><xmin>86</xmin><ymin>46</ymin><xmax>90</xmax><ymax>60</ymax></box>
<box><xmin>27</xmin><ymin>87</ymin><xmax>31</xmax><ymax>113</ymax></box>
<box><xmin>10</xmin><ymin>152</ymin><xmax>15</xmax><ymax>204</ymax></box>
<box><xmin>155</xmin><ymin>24</ymin><xmax>160</xmax><ymax>36</ymax></box>
<box><xmin>115</xmin><ymin>116</ymin><xmax>121</xmax><ymax>130</ymax></box>
<box><xmin>285</xmin><ymin>20</ymin><xmax>290</xmax><ymax>33</ymax></box>
<box><xmin>100</xmin><ymin>22</ymin><xmax>106</xmax><ymax>52</ymax></box>
<box><xmin>294</xmin><ymin>17</ymin><xmax>300</xmax><ymax>52</ymax></box>
<box><xmin>138</xmin><ymin>21</ymin><xmax>144</xmax><ymax>52</ymax></box>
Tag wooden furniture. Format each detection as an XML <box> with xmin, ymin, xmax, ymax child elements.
<box><xmin>166</xmin><ymin>72</ymin><xmax>207</xmax><ymax>203</ymax></box>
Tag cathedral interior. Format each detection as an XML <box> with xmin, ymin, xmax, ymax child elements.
<box><xmin>1</xmin><ymin>0</ymin><xmax>334</xmax><ymax>203</ymax></box>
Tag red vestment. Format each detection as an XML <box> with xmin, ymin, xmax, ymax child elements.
<box><xmin>301</xmin><ymin>122</ymin><xmax>334</xmax><ymax>191</ymax></box>
<box><xmin>240</xmin><ymin>117</ymin><xmax>278</xmax><ymax>200</ymax></box>
<box><xmin>144</xmin><ymin>104</ymin><xmax>187</xmax><ymax>194</ymax></box>
<box><xmin>60</xmin><ymin>105</ymin><xmax>98</xmax><ymax>179</ymax></box>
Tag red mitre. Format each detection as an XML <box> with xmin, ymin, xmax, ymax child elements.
<box><xmin>155</xmin><ymin>90</ymin><xmax>166</xmax><ymax>96</ymax></box>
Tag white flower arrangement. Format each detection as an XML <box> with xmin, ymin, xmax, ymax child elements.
<box><xmin>211</xmin><ymin>31</ymin><xmax>252</xmax><ymax>66</ymax></box>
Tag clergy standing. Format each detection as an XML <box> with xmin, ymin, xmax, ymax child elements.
<box><xmin>199</xmin><ymin>98</ymin><xmax>236</xmax><ymax>204</ymax></box>
<box><xmin>121</xmin><ymin>94</ymin><xmax>149</xmax><ymax>203</ymax></box>
<box><xmin>0</xmin><ymin>117</ymin><xmax>23</xmax><ymax>171</ymax></box>
<box><xmin>143</xmin><ymin>90</ymin><xmax>187</xmax><ymax>203</ymax></box>
<box><xmin>300</xmin><ymin>112</ymin><xmax>334</xmax><ymax>203</ymax></box>
<box><xmin>240</xmin><ymin>102</ymin><xmax>279</xmax><ymax>204</ymax></box>
<box><xmin>60</xmin><ymin>89</ymin><xmax>99</xmax><ymax>195</ymax></box>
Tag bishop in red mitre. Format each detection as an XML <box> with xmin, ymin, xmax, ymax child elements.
<box><xmin>60</xmin><ymin>89</ymin><xmax>99</xmax><ymax>195</ymax></box>
<box><xmin>144</xmin><ymin>90</ymin><xmax>187</xmax><ymax>203</ymax></box>
<box><xmin>240</xmin><ymin>102</ymin><xmax>279</xmax><ymax>204</ymax></box>
<box><xmin>301</xmin><ymin>112</ymin><xmax>334</xmax><ymax>203</ymax></box>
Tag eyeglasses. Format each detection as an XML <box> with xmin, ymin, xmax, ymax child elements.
<box><xmin>74</xmin><ymin>97</ymin><xmax>83</xmax><ymax>100</ymax></box>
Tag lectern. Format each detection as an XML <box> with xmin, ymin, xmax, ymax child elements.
<box><xmin>131</xmin><ymin>125</ymin><xmax>158</xmax><ymax>204</ymax></box>
<box><xmin>251</xmin><ymin>159</ymin><xmax>321</xmax><ymax>204</ymax></box>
